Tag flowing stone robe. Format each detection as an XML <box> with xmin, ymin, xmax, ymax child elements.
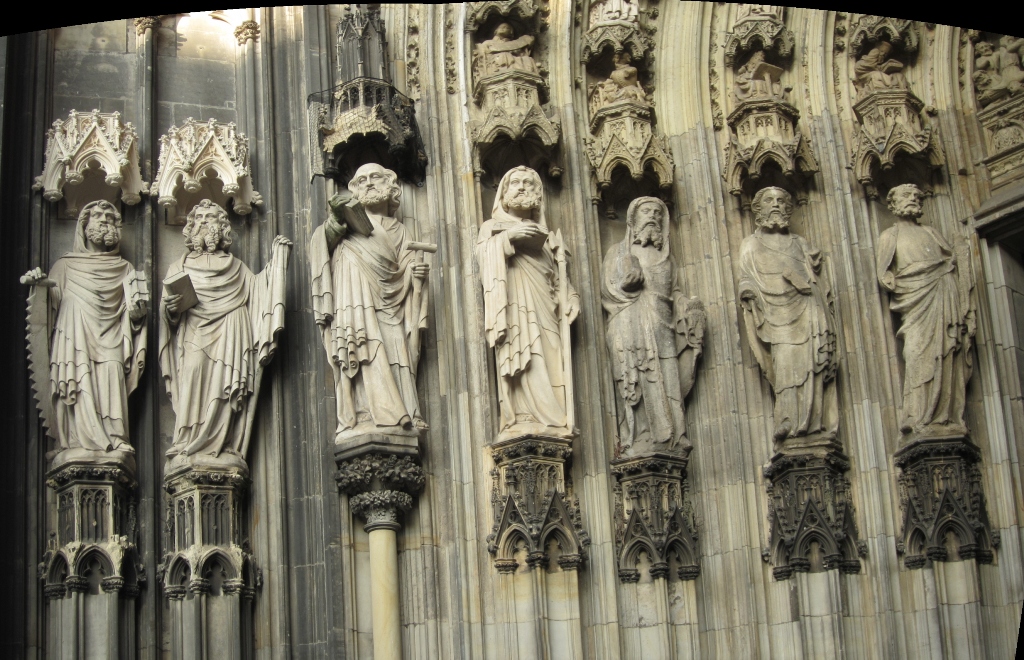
<box><xmin>159</xmin><ymin>251</ymin><xmax>286</xmax><ymax>459</ymax></box>
<box><xmin>310</xmin><ymin>212</ymin><xmax>426</xmax><ymax>439</ymax></box>
<box><xmin>602</xmin><ymin>217</ymin><xmax>703</xmax><ymax>456</ymax></box>
<box><xmin>877</xmin><ymin>221</ymin><xmax>973</xmax><ymax>436</ymax></box>
<box><xmin>476</xmin><ymin>195</ymin><xmax>576</xmax><ymax>439</ymax></box>
<box><xmin>46</xmin><ymin>223</ymin><xmax>146</xmax><ymax>453</ymax></box>
<box><xmin>473</xmin><ymin>32</ymin><xmax>538</xmax><ymax>80</ymax></box>
<box><xmin>739</xmin><ymin>229</ymin><xmax>838</xmax><ymax>442</ymax></box>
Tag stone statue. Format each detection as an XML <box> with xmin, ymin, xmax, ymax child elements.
<box><xmin>310</xmin><ymin>163</ymin><xmax>433</xmax><ymax>442</ymax></box>
<box><xmin>734</xmin><ymin>50</ymin><xmax>786</xmax><ymax>101</ymax></box>
<box><xmin>735</xmin><ymin>4</ymin><xmax>783</xmax><ymax>22</ymax></box>
<box><xmin>159</xmin><ymin>199</ymin><xmax>291</xmax><ymax>466</ymax></box>
<box><xmin>602</xmin><ymin>197</ymin><xmax>705</xmax><ymax>457</ymax></box>
<box><xmin>877</xmin><ymin>184</ymin><xmax>975</xmax><ymax>439</ymax></box>
<box><xmin>592</xmin><ymin>52</ymin><xmax>649</xmax><ymax>109</ymax></box>
<box><xmin>738</xmin><ymin>187</ymin><xmax>838</xmax><ymax>445</ymax></box>
<box><xmin>854</xmin><ymin>41</ymin><xmax>908</xmax><ymax>97</ymax></box>
<box><xmin>21</xmin><ymin>200</ymin><xmax>148</xmax><ymax>466</ymax></box>
<box><xmin>973</xmin><ymin>38</ymin><xmax>1024</xmax><ymax>107</ymax></box>
<box><xmin>476</xmin><ymin>166</ymin><xmax>579</xmax><ymax>441</ymax></box>
<box><xmin>473</xmin><ymin>23</ymin><xmax>538</xmax><ymax>81</ymax></box>
<box><xmin>589</xmin><ymin>0</ymin><xmax>639</xmax><ymax>26</ymax></box>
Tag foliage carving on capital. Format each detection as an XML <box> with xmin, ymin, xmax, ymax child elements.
<box><xmin>336</xmin><ymin>454</ymin><xmax>426</xmax><ymax>496</ymax></box>
<box><xmin>33</xmin><ymin>110</ymin><xmax>148</xmax><ymax>218</ymax></box>
<box><xmin>234</xmin><ymin>20</ymin><xmax>260</xmax><ymax>45</ymax></box>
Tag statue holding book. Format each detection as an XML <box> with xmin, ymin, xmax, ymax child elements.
<box><xmin>310</xmin><ymin>163</ymin><xmax>435</xmax><ymax>443</ymax></box>
<box><xmin>159</xmin><ymin>199</ymin><xmax>291</xmax><ymax>467</ymax></box>
<box><xmin>21</xmin><ymin>200</ymin><xmax>149</xmax><ymax>468</ymax></box>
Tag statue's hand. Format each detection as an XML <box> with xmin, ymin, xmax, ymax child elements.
<box><xmin>129</xmin><ymin>300</ymin><xmax>148</xmax><ymax>323</ymax></box>
<box><xmin>507</xmin><ymin>223</ymin><xmax>546</xmax><ymax>246</ymax></box>
<box><xmin>272</xmin><ymin>235</ymin><xmax>293</xmax><ymax>257</ymax></box>
<box><xmin>164</xmin><ymin>294</ymin><xmax>184</xmax><ymax>315</ymax></box>
<box><xmin>621</xmin><ymin>267</ymin><xmax>645</xmax><ymax>292</ymax></box>
<box><xmin>566</xmin><ymin>293</ymin><xmax>580</xmax><ymax>325</ymax></box>
<box><xmin>20</xmin><ymin>267</ymin><xmax>47</xmax><ymax>286</ymax></box>
<box><xmin>411</xmin><ymin>262</ymin><xmax>429</xmax><ymax>281</ymax></box>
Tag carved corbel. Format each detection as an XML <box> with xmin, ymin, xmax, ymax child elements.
<box><xmin>153</xmin><ymin>118</ymin><xmax>262</xmax><ymax>223</ymax></box>
<box><xmin>32</xmin><ymin>109</ymin><xmax>148</xmax><ymax>218</ymax></box>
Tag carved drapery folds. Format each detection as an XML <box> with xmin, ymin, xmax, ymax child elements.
<box><xmin>723</xmin><ymin>7</ymin><xmax>818</xmax><ymax>204</ymax></box>
<box><xmin>848</xmin><ymin>16</ymin><xmax>942</xmax><ymax>199</ymax></box>
<box><xmin>468</xmin><ymin>1</ymin><xmax>561</xmax><ymax>181</ymax></box>
<box><xmin>308</xmin><ymin>5</ymin><xmax>427</xmax><ymax>185</ymax></box>
<box><xmin>33</xmin><ymin>109</ymin><xmax>147</xmax><ymax>218</ymax></box>
<box><xmin>154</xmin><ymin>118</ymin><xmax>262</xmax><ymax>223</ymax></box>
<box><xmin>582</xmin><ymin>1</ymin><xmax>671</xmax><ymax>207</ymax></box>
<box><xmin>972</xmin><ymin>33</ymin><xmax>1024</xmax><ymax>188</ymax></box>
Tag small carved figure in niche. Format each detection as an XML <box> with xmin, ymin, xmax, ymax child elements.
<box><xmin>473</xmin><ymin>22</ymin><xmax>538</xmax><ymax>81</ymax></box>
<box><xmin>476</xmin><ymin>166</ymin><xmax>580</xmax><ymax>441</ymax></box>
<box><xmin>738</xmin><ymin>187</ymin><xmax>838</xmax><ymax>444</ymax></box>
<box><xmin>21</xmin><ymin>201</ymin><xmax>148</xmax><ymax>464</ymax></box>
<box><xmin>854</xmin><ymin>41</ymin><xmax>908</xmax><ymax>97</ymax></box>
<box><xmin>310</xmin><ymin>163</ymin><xmax>432</xmax><ymax>442</ymax></box>
<box><xmin>877</xmin><ymin>184</ymin><xmax>975</xmax><ymax>439</ymax></box>
<box><xmin>160</xmin><ymin>200</ymin><xmax>291</xmax><ymax>465</ymax></box>
<box><xmin>734</xmin><ymin>50</ymin><xmax>787</xmax><ymax>101</ymax></box>
<box><xmin>589</xmin><ymin>0</ymin><xmax>639</xmax><ymax>26</ymax></box>
<box><xmin>602</xmin><ymin>197</ymin><xmax>705</xmax><ymax>457</ymax></box>
<box><xmin>592</xmin><ymin>51</ymin><xmax>649</xmax><ymax>109</ymax></box>
<box><xmin>735</xmin><ymin>4</ymin><xmax>783</xmax><ymax>22</ymax></box>
<box><xmin>973</xmin><ymin>38</ymin><xmax>1024</xmax><ymax>107</ymax></box>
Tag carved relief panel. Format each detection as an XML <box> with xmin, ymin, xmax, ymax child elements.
<box><xmin>971</xmin><ymin>32</ymin><xmax>1024</xmax><ymax>188</ymax></box>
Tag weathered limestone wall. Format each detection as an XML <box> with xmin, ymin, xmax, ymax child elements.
<box><xmin>1</xmin><ymin>4</ymin><xmax>1022</xmax><ymax>659</ymax></box>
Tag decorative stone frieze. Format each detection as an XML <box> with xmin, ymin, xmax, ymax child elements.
<box><xmin>486</xmin><ymin>435</ymin><xmax>590</xmax><ymax>571</ymax></box>
<box><xmin>33</xmin><ymin>109</ymin><xmax>147</xmax><ymax>218</ymax></box>
<box><xmin>894</xmin><ymin>437</ymin><xmax>998</xmax><ymax>568</ymax></box>
<box><xmin>154</xmin><ymin>118</ymin><xmax>262</xmax><ymax>223</ymax></box>
<box><xmin>612</xmin><ymin>454</ymin><xmax>699</xmax><ymax>582</ymax></box>
<box><xmin>723</xmin><ymin>4</ymin><xmax>794</xmax><ymax>68</ymax></box>
<box><xmin>763</xmin><ymin>450</ymin><xmax>864</xmax><ymax>579</ymax></box>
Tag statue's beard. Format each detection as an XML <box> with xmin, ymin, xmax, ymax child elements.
<box><xmin>503</xmin><ymin>190</ymin><xmax>541</xmax><ymax>213</ymax></box>
<box><xmin>191</xmin><ymin>227</ymin><xmax>222</xmax><ymax>252</ymax></box>
<box><xmin>758</xmin><ymin>210</ymin><xmax>790</xmax><ymax>230</ymax></box>
<box><xmin>892</xmin><ymin>204</ymin><xmax>923</xmax><ymax>220</ymax></box>
<box><xmin>85</xmin><ymin>222</ymin><xmax>120</xmax><ymax>248</ymax></box>
<box><xmin>633</xmin><ymin>223</ymin><xmax>663</xmax><ymax>249</ymax></box>
<box><xmin>357</xmin><ymin>187</ymin><xmax>391</xmax><ymax>208</ymax></box>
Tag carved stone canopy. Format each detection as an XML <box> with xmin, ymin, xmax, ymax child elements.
<box><xmin>33</xmin><ymin>109</ymin><xmax>147</xmax><ymax>219</ymax></box>
<box><xmin>724</xmin><ymin>5</ymin><xmax>794</xmax><ymax>68</ymax></box>
<box><xmin>582</xmin><ymin>18</ymin><xmax>654</xmax><ymax>67</ymax></box>
<box><xmin>585</xmin><ymin>101</ymin><xmax>673</xmax><ymax>193</ymax></box>
<box><xmin>466</xmin><ymin>0</ymin><xmax>542</xmax><ymax>33</ymax></box>
<box><xmin>848</xmin><ymin>15</ymin><xmax>918</xmax><ymax>59</ymax></box>
<box><xmin>153</xmin><ymin>118</ymin><xmax>262</xmax><ymax>224</ymax></box>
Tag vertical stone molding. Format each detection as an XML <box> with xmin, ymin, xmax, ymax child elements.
<box><xmin>307</xmin><ymin>5</ymin><xmax>427</xmax><ymax>184</ymax></box>
<box><xmin>153</xmin><ymin>118</ymin><xmax>262</xmax><ymax>223</ymax></box>
<box><xmin>467</xmin><ymin>1</ymin><xmax>561</xmax><ymax>180</ymax></box>
<box><xmin>722</xmin><ymin>7</ymin><xmax>818</xmax><ymax>205</ymax></box>
<box><xmin>41</xmin><ymin>462</ymin><xmax>143</xmax><ymax>656</ymax></box>
<box><xmin>32</xmin><ymin>109</ymin><xmax>148</xmax><ymax>218</ymax></box>
<box><xmin>972</xmin><ymin>33</ymin><xmax>1024</xmax><ymax>188</ymax></box>
<box><xmin>848</xmin><ymin>17</ymin><xmax>942</xmax><ymax>198</ymax></box>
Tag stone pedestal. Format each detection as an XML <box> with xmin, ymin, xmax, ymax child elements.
<box><xmin>894</xmin><ymin>435</ymin><xmax>998</xmax><ymax>568</ymax></box>
<box><xmin>763</xmin><ymin>444</ymin><xmax>864</xmax><ymax>580</ymax></box>
<box><xmin>41</xmin><ymin>456</ymin><xmax>142</xmax><ymax>658</ymax></box>
<box><xmin>161</xmin><ymin>462</ymin><xmax>259</xmax><ymax>660</ymax></box>
<box><xmin>486</xmin><ymin>434</ymin><xmax>589</xmax><ymax>571</ymax></box>
<box><xmin>335</xmin><ymin>433</ymin><xmax>424</xmax><ymax>660</ymax></box>
<box><xmin>611</xmin><ymin>452</ymin><xmax>699</xmax><ymax>582</ymax></box>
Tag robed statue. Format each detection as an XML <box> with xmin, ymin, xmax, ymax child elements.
<box><xmin>160</xmin><ymin>200</ymin><xmax>291</xmax><ymax>467</ymax></box>
<box><xmin>21</xmin><ymin>200</ymin><xmax>148</xmax><ymax>467</ymax></box>
<box><xmin>739</xmin><ymin>187</ymin><xmax>839</xmax><ymax>445</ymax></box>
<box><xmin>473</xmin><ymin>23</ymin><xmax>539</xmax><ymax>80</ymax></box>
<box><xmin>877</xmin><ymin>184</ymin><xmax>975</xmax><ymax>439</ymax></box>
<box><xmin>476</xmin><ymin>166</ymin><xmax>579</xmax><ymax>442</ymax></box>
<box><xmin>310</xmin><ymin>163</ymin><xmax>433</xmax><ymax>442</ymax></box>
<box><xmin>602</xmin><ymin>197</ymin><xmax>705</xmax><ymax>457</ymax></box>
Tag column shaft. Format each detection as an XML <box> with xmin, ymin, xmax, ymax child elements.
<box><xmin>369</xmin><ymin>528</ymin><xmax>402</xmax><ymax>660</ymax></box>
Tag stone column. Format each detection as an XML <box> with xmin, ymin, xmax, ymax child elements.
<box><xmin>335</xmin><ymin>435</ymin><xmax>425</xmax><ymax>660</ymax></box>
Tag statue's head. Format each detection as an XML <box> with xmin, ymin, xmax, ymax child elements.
<box><xmin>976</xmin><ymin>41</ymin><xmax>994</xmax><ymax>56</ymax></box>
<box><xmin>886</xmin><ymin>183</ymin><xmax>925</xmax><ymax>220</ymax></box>
<box><xmin>747</xmin><ymin>50</ymin><xmax>765</xmax><ymax>67</ymax></box>
<box><xmin>751</xmin><ymin>186</ymin><xmax>794</xmax><ymax>231</ymax></box>
<box><xmin>1000</xmin><ymin>35</ymin><xmax>1016</xmax><ymax>48</ymax></box>
<box><xmin>627</xmin><ymin>197</ymin><xmax>668</xmax><ymax>250</ymax></box>
<box><xmin>79</xmin><ymin>200</ymin><xmax>122</xmax><ymax>250</ymax></box>
<box><xmin>499</xmin><ymin>166</ymin><xmax>543</xmax><ymax>217</ymax></box>
<box><xmin>184</xmin><ymin>199</ymin><xmax>233</xmax><ymax>252</ymax></box>
<box><xmin>494</xmin><ymin>23</ymin><xmax>514</xmax><ymax>40</ymax></box>
<box><xmin>348</xmin><ymin>162</ymin><xmax>401</xmax><ymax>215</ymax></box>
<box><xmin>613</xmin><ymin>51</ymin><xmax>632</xmax><ymax>67</ymax></box>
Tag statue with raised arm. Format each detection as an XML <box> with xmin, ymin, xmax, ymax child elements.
<box><xmin>738</xmin><ymin>187</ymin><xmax>838</xmax><ymax>445</ymax></box>
<box><xmin>476</xmin><ymin>166</ymin><xmax>580</xmax><ymax>441</ymax></box>
<box><xmin>159</xmin><ymin>200</ymin><xmax>291</xmax><ymax>468</ymax></box>
<box><xmin>877</xmin><ymin>184</ymin><xmax>975</xmax><ymax>440</ymax></box>
<box><xmin>310</xmin><ymin>163</ymin><xmax>433</xmax><ymax>442</ymax></box>
<box><xmin>21</xmin><ymin>200</ymin><xmax>148</xmax><ymax>467</ymax></box>
<box><xmin>602</xmin><ymin>197</ymin><xmax>705</xmax><ymax>457</ymax></box>
<box><xmin>473</xmin><ymin>23</ymin><xmax>539</xmax><ymax>80</ymax></box>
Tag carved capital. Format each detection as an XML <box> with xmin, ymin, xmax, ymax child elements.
<box><xmin>65</xmin><ymin>576</ymin><xmax>89</xmax><ymax>593</ymax></box>
<box><xmin>350</xmin><ymin>490</ymin><xmax>413</xmax><ymax>532</ymax></box>
<box><xmin>134</xmin><ymin>17</ymin><xmax>160</xmax><ymax>36</ymax></box>
<box><xmin>234</xmin><ymin>20</ymin><xmax>260</xmax><ymax>45</ymax></box>
<box><xmin>101</xmin><ymin>576</ymin><xmax>124</xmax><ymax>593</ymax></box>
<box><xmin>43</xmin><ymin>584</ymin><xmax>67</xmax><ymax>600</ymax></box>
<box><xmin>336</xmin><ymin>453</ymin><xmax>425</xmax><ymax>497</ymax></box>
<box><xmin>164</xmin><ymin>585</ymin><xmax>187</xmax><ymax>600</ymax></box>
